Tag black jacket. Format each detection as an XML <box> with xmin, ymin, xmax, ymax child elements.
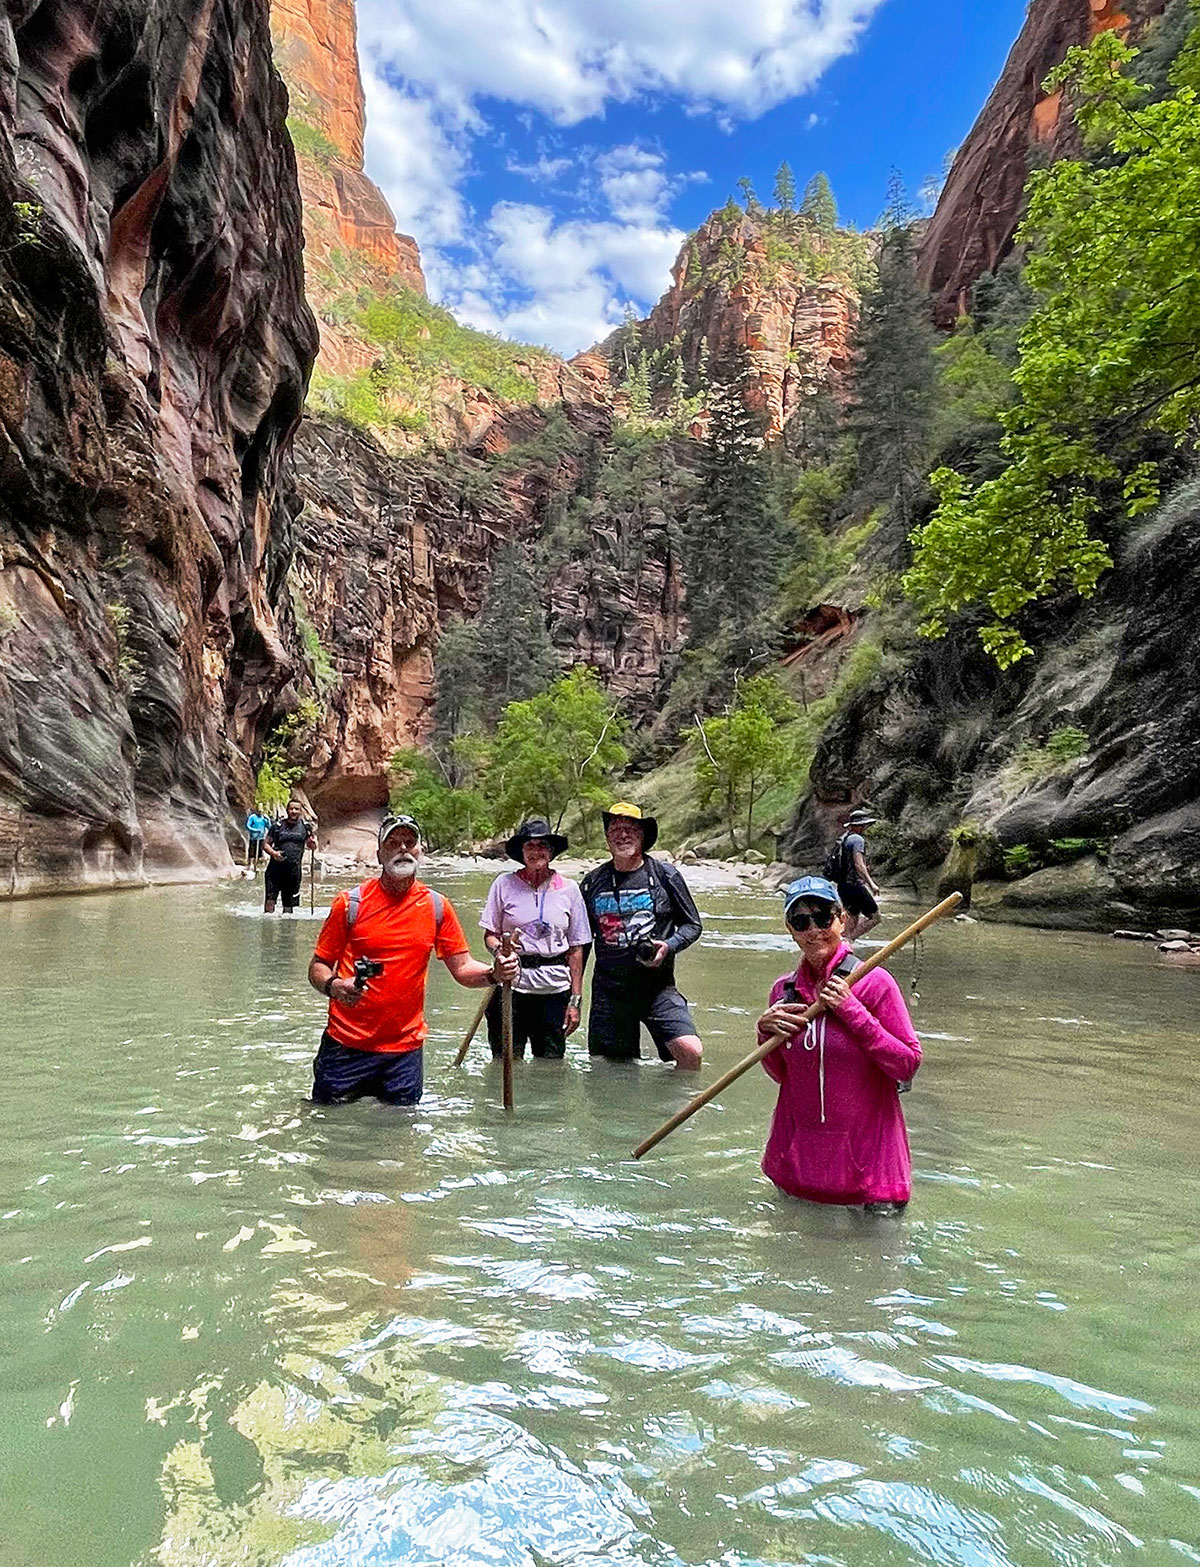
<box><xmin>579</xmin><ymin>855</ymin><xmax>703</xmax><ymax>978</ymax></box>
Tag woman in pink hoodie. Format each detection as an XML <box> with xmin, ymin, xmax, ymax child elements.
<box><xmin>756</xmin><ymin>875</ymin><xmax>921</xmax><ymax>1212</ymax></box>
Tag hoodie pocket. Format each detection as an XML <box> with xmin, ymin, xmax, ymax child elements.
<box><xmin>792</xmin><ymin>1126</ymin><xmax>868</xmax><ymax>1201</ymax></box>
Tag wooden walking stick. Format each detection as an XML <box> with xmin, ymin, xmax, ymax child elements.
<box><xmin>309</xmin><ymin>846</ymin><xmax>316</xmax><ymax>913</ymax></box>
<box><xmin>453</xmin><ymin>986</ymin><xmax>497</xmax><ymax>1067</ymax></box>
<box><xmin>632</xmin><ymin>892</ymin><xmax>962</xmax><ymax>1160</ymax></box>
<box><xmin>500</xmin><ymin>932</ymin><xmax>515</xmax><ymax>1112</ymax></box>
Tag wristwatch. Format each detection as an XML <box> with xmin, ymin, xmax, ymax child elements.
<box><xmin>568</xmin><ymin>993</ymin><xmax>583</xmax><ymax>1008</ymax></box>
<box><xmin>322</xmin><ymin>975</ymin><xmax>336</xmax><ymax>998</ymax></box>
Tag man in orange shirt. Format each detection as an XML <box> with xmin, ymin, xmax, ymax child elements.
<box><xmin>307</xmin><ymin>813</ymin><xmax>519</xmax><ymax>1105</ymax></box>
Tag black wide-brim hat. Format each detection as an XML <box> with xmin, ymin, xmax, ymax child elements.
<box><xmin>506</xmin><ymin>817</ymin><xmax>569</xmax><ymax>862</ymax></box>
<box><xmin>601</xmin><ymin>801</ymin><xmax>658</xmax><ymax>851</ymax></box>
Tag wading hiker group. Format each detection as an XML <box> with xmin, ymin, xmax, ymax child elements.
<box><xmin>298</xmin><ymin>794</ymin><xmax>934</xmax><ymax>1214</ymax></box>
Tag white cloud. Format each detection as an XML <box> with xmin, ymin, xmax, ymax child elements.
<box><xmin>443</xmin><ymin>203</ymin><xmax>684</xmax><ymax>355</ymax></box>
<box><xmin>354</xmin><ymin>0</ymin><xmax>883</xmax><ymax>352</ymax></box>
<box><xmin>357</xmin><ymin>0</ymin><xmax>885</xmax><ymax>124</ymax></box>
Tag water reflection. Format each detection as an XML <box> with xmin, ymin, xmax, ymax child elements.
<box><xmin>0</xmin><ymin>877</ymin><xmax>1197</xmax><ymax>1565</ymax></box>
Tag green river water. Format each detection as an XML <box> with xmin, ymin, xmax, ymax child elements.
<box><xmin>2</xmin><ymin>867</ymin><xmax>1198</xmax><ymax>1567</ymax></box>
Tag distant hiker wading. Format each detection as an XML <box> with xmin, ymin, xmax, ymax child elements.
<box><xmin>580</xmin><ymin>802</ymin><xmax>704</xmax><ymax>1070</ymax></box>
<box><xmin>826</xmin><ymin>808</ymin><xmax>881</xmax><ymax>941</ymax></box>
<box><xmin>307</xmin><ymin>814</ymin><xmax>519</xmax><ymax>1106</ymax></box>
<box><xmin>263</xmin><ymin>800</ymin><xmax>315</xmax><ymax>913</ymax></box>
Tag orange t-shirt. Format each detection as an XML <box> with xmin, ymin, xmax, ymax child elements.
<box><xmin>313</xmin><ymin>879</ymin><xmax>470</xmax><ymax>1053</ymax></box>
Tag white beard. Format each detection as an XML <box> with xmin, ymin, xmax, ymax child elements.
<box><xmin>384</xmin><ymin>854</ymin><xmax>418</xmax><ymax>882</ymax></box>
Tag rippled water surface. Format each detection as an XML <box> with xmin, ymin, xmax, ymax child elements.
<box><xmin>3</xmin><ymin>869</ymin><xmax>1199</xmax><ymax>1567</ymax></box>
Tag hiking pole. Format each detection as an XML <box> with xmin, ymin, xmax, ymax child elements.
<box><xmin>632</xmin><ymin>892</ymin><xmax>962</xmax><ymax>1160</ymax></box>
<box><xmin>500</xmin><ymin>932</ymin><xmax>515</xmax><ymax>1112</ymax></box>
<box><xmin>453</xmin><ymin>987</ymin><xmax>496</xmax><ymax>1067</ymax></box>
<box><xmin>309</xmin><ymin>846</ymin><xmax>316</xmax><ymax>913</ymax></box>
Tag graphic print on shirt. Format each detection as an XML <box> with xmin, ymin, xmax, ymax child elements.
<box><xmin>593</xmin><ymin>875</ymin><xmax>656</xmax><ymax>950</ymax></box>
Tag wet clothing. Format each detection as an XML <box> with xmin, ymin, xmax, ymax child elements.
<box><xmin>840</xmin><ymin>879</ymin><xmax>879</xmax><ymax>919</ymax></box>
<box><xmin>587</xmin><ymin>973</ymin><xmax>695</xmax><ymax>1061</ymax></box>
<box><xmin>312</xmin><ymin>1031</ymin><xmax>424</xmax><ymax>1105</ymax></box>
<box><xmin>313</xmin><ymin>879</ymin><xmax>469</xmax><ymax>1055</ymax></box>
<box><xmin>267</xmin><ymin>817</ymin><xmax>312</xmax><ymax>866</ymax></box>
<box><xmin>758</xmin><ymin>941</ymin><xmax>921</xmax><ymax>1206</ymax></box>
<box><xmin>480</xmin><ymin>870</ymin><xmax>590</xmax><ymax>996</ymax></box>
<box><xmin>265</xmin><ymin>858</ymin><xmax>302</xmax><ymax>908</ymax></box>
<box><xmin>486</xmin><ymin>989</ymin><xmax>570</xmax><ymax>1060</ymax></box>
<box><xmin>580</xmin><ymin>856</ymin><xmax>702</xmax><ymax>1059</ymax></box>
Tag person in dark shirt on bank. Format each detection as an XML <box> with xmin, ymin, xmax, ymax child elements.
<box><xmin>579</xmin><ymin>801</ymin><xmax>703</xmax><ymax>1070</ymax></box>
<box><xmin>264</xmin><ymin>799</ymin><xmax>316</xmax><ymax>914</ymax></box>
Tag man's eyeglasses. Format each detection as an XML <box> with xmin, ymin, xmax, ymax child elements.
<box><xmin>786</xmin><ymin>904</ymin><xmax>836</xmax><ymax>932</ymax></box>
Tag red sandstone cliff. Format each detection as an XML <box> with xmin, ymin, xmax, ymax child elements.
<box><xmin>918</xmin><ymin>0</ymin><xmax>1166</xmax><ymax>325</ymax></box>
<box><xmin>0</xmin><ymin>0</ymin><xmax>318</xmax><ymax>896</ymax></box>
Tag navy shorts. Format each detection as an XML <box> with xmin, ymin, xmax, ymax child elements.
<box><xmin>587</xmin><ymin>974</ymin><xmax>696</xmax><ymax>1061</ymax></box>
<box><xmin>312</xmin><ymin>1031</ymin><xmax>424</xmax><ymax>1105</ymax></box>
<box><xmin>486</xmin><ymin>989</ymin><xmax>569</xmax><ymax>1059</ymax></box>
<box><xmin>266</xmin><ymin>859</ymin><xmax>303</xmax><ymax>909</ymax></box>
<box><xmin>839</xmin><ymin>880</ymin><xmax>878</xmax><ymax>918</ymax></box>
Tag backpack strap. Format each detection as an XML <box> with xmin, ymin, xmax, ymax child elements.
<box><xmin>430</xmin><ymin>888</ymin><xmax>444</xmax><ymax>934</ymax></box>
<box><xmin>345</xmin><ymin>881</ymin><xmax>368</xmax><ymax>930</ymax></box>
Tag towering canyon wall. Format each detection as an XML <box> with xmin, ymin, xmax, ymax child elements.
<box><xmin>918</xmin><ymin>0</ymin><xmax>1167</xmax><ymax>325</ymax></box>
<box><xmin>0</xmin><ymin>0</ymin><xmax>317</xmax><ymax>896</ymax></box>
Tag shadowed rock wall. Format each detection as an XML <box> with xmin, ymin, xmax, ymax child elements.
<box><xmin>0</xmin><ymin>0</ymin><xmax>317</xmax><ymax>897</ymax></box>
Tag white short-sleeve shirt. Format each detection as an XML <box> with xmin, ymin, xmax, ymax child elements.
<box><xmin>480</xmin><ymin>870</ymin><xmax>591</xmax><ymax>994</ymax></box>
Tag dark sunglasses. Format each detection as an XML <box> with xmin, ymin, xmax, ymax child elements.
<box><xmin>787</xmin><ymin>904</ymin><xmax>836</xmax><ymax>931</ymax></box>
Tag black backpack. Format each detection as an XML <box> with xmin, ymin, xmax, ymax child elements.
<box><xmin>822</xmin><ymin>833</ymin><xmax>849</xmax><ymax>884</ymax></box>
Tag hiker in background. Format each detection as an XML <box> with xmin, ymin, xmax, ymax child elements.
<box><xmin>307</xmin><ymin>814</ymin><xmax>519</xmax><ymax>1106</ymax></box>
<box><xmin>580</xmin><ymin>802</ymin><xmax>703</xmax><ymax>1070</ymax></box>
<box><xmin>826</xmin><ymin>808</ymin><xmax>881</xmax><ymax>941</ymax></box>
<box><xmin>756</xmin><ymin>875</ymin><xmax>920</xmax><ymax>1213</ymax></box>
<box><xmin>480</xmin><ymin>818</ymin><xmax>590</xmax><ymax>1061</ymax></box>
<box><xmin>264</xmin><ymin>799</ymin><xmax>316</xmax><ymax>913</ymax></box>
<box><xmin>245</xmin><ymin>806</ymin><xmax>271</xmax><ymax>871</ymax></box>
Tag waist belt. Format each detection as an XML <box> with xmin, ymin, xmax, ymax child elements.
<box><xmin>518</xmin><ymin>951</ymin><xmax>569</xmax><ymax>969</ymax></box>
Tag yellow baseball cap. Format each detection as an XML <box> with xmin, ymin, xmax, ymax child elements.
<box><xmin>602</xmin><ymin>800</ymin><xmax>658</xmax><ymax>849</ymax></box>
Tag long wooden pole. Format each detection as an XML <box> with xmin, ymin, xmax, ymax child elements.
<box><xmin>453</xmin><ymin>986</ymin><xmax>496</xmax><ymax>1068</ymax></box>
<box><xmin>632</xmin><ymin>892</ymin><xmax>962</xmax><ymax>1160</ymax></box>
<box><xmin>500</xmin><ymin>932</ymin><xmax>515</xmax><ymax>1112</ymax></box>
<box><xmin>309</xmin><ymin>846</ymin><xmax>316</xmax><ymax>913</ymax></box>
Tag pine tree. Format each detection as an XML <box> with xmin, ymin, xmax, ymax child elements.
<box><xmin>474</xmin><ymin>544</ymin><xmax>558</xmax><ymax>724</ymax></box>
<box><xmin>684</xmin><ymin>350</ymin><xmax>783</xmax><ymax>660</ymax></box>
<box><xmin>626</xmin><ymin>351</ymin><xmax>653</xmax><ymax>423</ymax></box>
<box><xmin>736</xmin><ymin>175</ymin><xmax>760</xmax><ymax>213</ymax></box>
<box><xmin>432</xmin><ymin>618</ymin><xmax>480</xmax><ymax>751</ymax></box>
<box><xmin>800</xmin><ymin>171</ymin><xmax>838</xmax><ymax>234</ymax></box>
<box><xmin>773</xmin><ymin>161</ymin><xmax>796</xmax><ymax>213</ymax></box>
<box><xmin>844</xmin><ymin>196</ymin><xmax>938</xmax><ymax>534</ymax></box>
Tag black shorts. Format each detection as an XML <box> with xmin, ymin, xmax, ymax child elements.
<box><xmin>588</xmin><ymin>973</ymin><xmax>696</xmax><ymax>1061</ymax></box>
<box><xmin>265</xmin><ymin>859</ymin><xmax>303</xmax><ymax>908</ymax></box>
<box><xmin>486</xmin><ymin>989</ymin><xmax>569</xmax><ymax>1059</ymax></box>
<box><xmin>312</xmin><ymin>1031</ymin><xmax>424</xmax><ymax>1105</ymax></box>
<box><xmin>839</xmin><ymin>880</ymin><xmax>878</xmax><ymax>918</ymax></box>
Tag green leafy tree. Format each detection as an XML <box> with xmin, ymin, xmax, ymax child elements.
<box><xmin>474</xmin><ymin>543</ymin><xmax>558</xmax><ymax>724</ymax></box>
<box><xmin>844</xmin><ymin>191</ymin><xmax>938</xmax><ymax>533</ymax></box>
<box><xmin>773</xmin><ymin>161</ymin><xmax>796</xmax><ymax>212</ymax></box>
<box><xmin>389</xmin><ymin>747</ymin><xmax>493</xmax><ymax>850</ymax></box>
<box><xmin>904</xmin><ymin>24</ymin><xmax>1200</xmax><ymax>665</ymax></box>
<box><xmin>488</xmin><ymin>667</ymin><xmax>627</xmax><ymax>832</ymax></box>
<box><xmin>693</xmin><ymin>676</ymin><xmax>799</xmax><ymax>850</ymax></box>
<box><xmin>800</xmin><ymin>171</ymin><xmax>838</xmax><ymax>234</ymax></box>
<box><xmin>932</xmin><ymin>315</ymin><xmax>1014</xmax><ymax>457</ymax></box>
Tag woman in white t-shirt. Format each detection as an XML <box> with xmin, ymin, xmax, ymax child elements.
<box><xmin>480</xmin><ymin>818</ymin><xmax>591</xmax><ymax>1059</ymax></box>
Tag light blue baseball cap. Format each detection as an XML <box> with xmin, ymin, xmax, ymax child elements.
<box><xmin>782</xmin><ymin>875</ymin><xmax>840</xmax><ymax>920</ymax></box>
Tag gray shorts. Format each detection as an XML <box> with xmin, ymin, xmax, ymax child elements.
<box><xmin>588</xmin><ymin>974</ymin><xmax>696</xmax><ymax>1061</ymax></box>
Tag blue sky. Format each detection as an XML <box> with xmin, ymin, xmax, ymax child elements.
<box><xmin>355</xmin><ymin>0</ymin><xmax>1029</xmax><ymax>355</ymax></box>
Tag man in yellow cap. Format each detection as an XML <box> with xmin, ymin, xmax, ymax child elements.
<box><xmin>579</xmin><ymin>802</ymin><xmax>704</xmax><ymax>1069</ymax></box>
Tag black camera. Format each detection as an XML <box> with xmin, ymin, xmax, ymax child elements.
<box><xmin>353</xmin><ymin>956</ymin><xmax>384</xmax><ymax>990</ymax></box>
<box><xmin>634</xmin><ymin>939</ymin><xmax>660</xmax><ymax>964</ymax></box>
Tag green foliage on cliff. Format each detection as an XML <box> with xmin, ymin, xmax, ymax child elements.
<box><xmin>904</xmin><ymin>23</ymin><xmax>1200</xmax><ymax>665</ymax></box>
<box><xmin>286</xmin><ymin>114</ymin><xmax>339</xmax><ymax>169</ymax></box>
<box><xmin>693</xmin><ymin>676</ymin><xmax>800</xmax><ymax>850</ymax></box>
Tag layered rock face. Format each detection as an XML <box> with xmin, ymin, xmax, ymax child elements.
<box><xmin>918</xmin><ymin>0</ymin><xmax>1167</xmax><ymax>325</ymax></box>
<box><xmin>635</xmin><ymin>210</ymin><xmax>858</xmax><ymax>438</ymax></box>
<box><xmin>0</xmin><ymin>0</ymin><xmax>317</xmax><ymax>896</ymax></box>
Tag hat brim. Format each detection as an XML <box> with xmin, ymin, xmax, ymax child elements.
<box><xmin>785</xmin><ymin>890</ymin><xmax>840</xmax><ymax>918</ymax></box>
<box><xmin>506</xmin><ymin>831</ymin><xmax>569</xmax><ymax>862</ymax></box>
<box><xmin>602</xmin><ymin>811</ymin><xmax>658</xmax><ymax>851</ymax></box>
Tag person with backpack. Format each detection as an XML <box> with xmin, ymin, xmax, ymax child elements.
<box><xmin>823</xmin><ymin>808</ymin><xmax>882</xmax><ymax>941</ymax></box>
<box><xmin>306</xmin><ymin>813</ymin><xmax>519</xmax><ymax>1105</ymax></box>
<box><xmin>579</xmin><ymin>802</ymin><xmax>704</xmax><ymax>1070</ymax></box>
<box><xmin>755</xmin><ymin>875</ymin><xmax>920</xmax><ymax>1212</ymax></box>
